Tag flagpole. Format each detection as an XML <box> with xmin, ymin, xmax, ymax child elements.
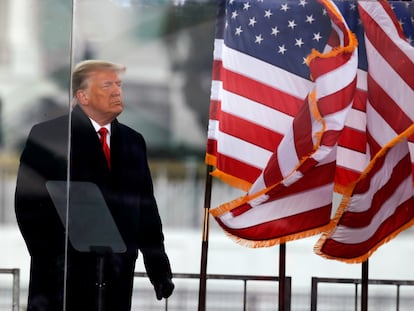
<box><xmin>198</xmin><ymin>164</ymin><xmax>213</xmax><ymax>311</ymax></box>
<box><xmin>279</xmin><ymin>243</ymin><xmax>286</xmax><ymax>311</ymax></box>
<box><xmin>361</xmin><ymin>259</ymin><xmax>369</xmax><ymax>311</ymax></box>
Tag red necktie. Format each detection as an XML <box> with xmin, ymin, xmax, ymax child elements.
<box><xmin>98</xmin><ymin>127</ymin><xmax>111</xmax><ymax>169</ymax></box>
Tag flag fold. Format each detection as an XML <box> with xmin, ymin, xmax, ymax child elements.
<box><xmin>206</xmin><ymin>0</ymin><xmax>414</xmax><ymax>260</ymax></box>
<box><xmin>315</xmin><ymin>0</ymin><xmax>414</xmax><ymax>263</ymax></box>
<box><xmin>207</xmin><ymin>0</ymin><xmax>357</xmax><ymax>247</ymax></box>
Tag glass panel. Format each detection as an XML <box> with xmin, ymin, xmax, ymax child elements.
<box><xmin>66</xmin><ymin>0</ymin><xmax>215</xmax><ymax>309</ymax></box>
<box><xmin>3</xmin><ymin>0</ymin><xmax>73</xmax><ymax>310</ymax></box>
<box><xmin>3</xmin><ymin>0</ymin><xmax>218</xmax><ymax>309</ymax></box>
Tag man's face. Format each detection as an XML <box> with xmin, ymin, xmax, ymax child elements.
<box><xmin>80</xmin><ymin>69</ymin><xmax>124</xmax><ymax>125</ymax></box>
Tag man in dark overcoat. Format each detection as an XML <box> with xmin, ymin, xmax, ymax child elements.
<box><xmin>15</xmin><ymin>60</ymin><xmax>174</xmax><ymax>310</ymax></box>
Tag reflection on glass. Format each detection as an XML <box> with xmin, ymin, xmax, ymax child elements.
<box><xmin>16</xmin><ymin>58</ymin><xmax>175</xmax><ymax>310</ymax></box>
<box><xmin>3</xmin><ymin>1</ymin><xmax>72</xmax><ymax>310</ymax></box>
<box><xmin>6</xmin><ymin>0</ymin><xmax>217</xmax><ymax>310</ymax></box>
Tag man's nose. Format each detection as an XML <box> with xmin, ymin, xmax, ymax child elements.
<box><xmin>112</xmin><ymin>84</ymin><xmax>122</xmax><ymax>94</ymax></box>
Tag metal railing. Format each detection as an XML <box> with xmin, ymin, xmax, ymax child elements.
<box><xmin>134</xmin><ymin>272</ymin><xmax>291</xmax><ymax>311</ymax></box>
<box><xmin>8</xmin><ymin>269</ymin><xmax>414</xmax><ymax>310</ymax></box>
<box><xmin>0</xmin><ymin>268</ymin><xmax>20</xmax><ymax>311</ymax></box>
<box><xmin>311</xmin><ymin>277</ymin><xmax>414</xmax><ymax>311</ymax></box>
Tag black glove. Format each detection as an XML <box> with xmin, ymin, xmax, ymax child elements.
<box><xmin>154</xmin><ymin>278</ymin><xmax>175</xmax><ymax>300</ymax></box>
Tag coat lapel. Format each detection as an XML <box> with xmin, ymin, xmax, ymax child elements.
<box><xmin>70</xmin><ymin>106</ymin><xmax>111</xmax><ymax>180</ymax></box>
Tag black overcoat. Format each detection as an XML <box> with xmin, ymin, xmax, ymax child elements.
<box><xmin>15</xmin><ymin>105</ymin><xmax>172</xmax><ymax>310</ymax></box>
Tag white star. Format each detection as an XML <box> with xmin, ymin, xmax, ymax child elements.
<box><xmin>281</xmin><ymin>3</ymin><xmax>289</xmax><ymax>12</ymax></box>
<box><xmin>299</xmin><ymin>0</ymin><xmax>307</xmax><ymax>7</ymax></box>
<box><xmin>231</xmin><ymin>10</ymin><xmax>238</xmax><ymax>19</ymax></box>
<box><xmin>264</xmin><ymin>9</ymin><xmax>273</xmax><ymax>19</ymax></box>
<box><xmin>306</xmin><ymin>15</ymin><xmax>315</xmax><ymax>24</ymax></box>
<box><xmin>243</xmin><ymin>2</ymin><xmax>251</xmax><ymax>11</ymax></box>
<box><xmin>271</xmin><ymin>26</ymin><xmax>280</xmax><ymax>36</ymax></box>
<box><xmin>313</xmin><ymin>32</ymin><xmax>322</xmax><ymax>42</ymax></box>
<box><xmin>255</xmin><ymin>34</ymin><xmax>264</xmax><ymax>44</ymax></box>
<box><xmin>350</xmin><ymin>3</ymin><xmax>356</xmax><ymax>11</ymax></box>
<box><xmin>249</xmin><ymin>17</ymin><xmax>257</xmax><ymax>27</ymax></box>
<box><xmin>288</xmin><ymin>20</ymin><xmax>297</xmax><ymax>29</ymax></box>
<box><xmin>278</xmin><ymin>45</ymin><xmax>287</xmax><ymax>54</ymax></box>
<box><xmin>229</xmin><ymin>0</ymin><xmax>235</xmax><ymax>4</ymax></box>
<box><xmin>295</xmin><ymin>38</ymin><xmax>304</xmax><ymax>47</ymax></box>
<box><xmin>235</xmin><ymin>26</ymin><xmax>243</xmax><ymax>36</ymax></box>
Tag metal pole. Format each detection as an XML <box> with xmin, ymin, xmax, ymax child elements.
<box><xmin>361</xmin><ymin>260</ymin><xmax>369</xmax><ymax>311</ymax></box>
<box><xmin>310</xmin><ymin>277</ymin><xmax>317</xmax><ymax>311</ymax></box>
<box><xmin>12</xmin><ymin>268</ymin><xmax>20</xmax><ymax>311</ymax></box>
<box><xmin>96</xmin><ymin>256</ymin><xmax>106</xmax><ymax>311</ymax></box>
<box><xmin>243</xmin><ymin>280</ymin><xmax>247</xmax><ymax>311</ymax></box>
<box><xmin>396</xmin><ymin>285</ymin><xmax>400</xmax><ymax>311</ymax></box>
<box><xmin>198</xmin><ymin>165</ymin><xmax>213</xmax><ymax>311</ymax></box>
<box><xmin>279</xmin><ymin>243</ymin><xmax>286</xmax><ymax>311</ymax></box>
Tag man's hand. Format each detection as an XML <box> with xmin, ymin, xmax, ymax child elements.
<box><xmin>154</xmin><ymin>278</ymin><xmax>175</xmax><ymax>300</ymax></box>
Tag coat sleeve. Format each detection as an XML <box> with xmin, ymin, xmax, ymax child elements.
<box><xmin>138</xmin><ymin>197</ymin><xmax>173</xmax><ymax>284</ymax></box>
<box><xmin>134</xmin><ymin>136</ymin><xmax>173</xmax><ymax>284</ymax></box>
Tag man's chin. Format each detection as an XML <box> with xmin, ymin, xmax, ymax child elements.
<box><xmin>112</xmin><ymin>103</ymin><xmax>123</xmax><ymax>111</ymax></box>
<box><xmin>113</xmin><ymin>107</ymin><xmax>123</xmax><ymax>117</ymax></box>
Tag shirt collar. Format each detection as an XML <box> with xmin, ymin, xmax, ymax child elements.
<box><xmin>89</xmin><ymin>118</ymin><xmax>111</xmax><ymax>135</ymax></box>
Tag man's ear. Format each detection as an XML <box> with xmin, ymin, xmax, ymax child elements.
<box><xmin>76</xmin><ymin>90</ymin><xmax>88</xmax><ymax>105</ymax></box>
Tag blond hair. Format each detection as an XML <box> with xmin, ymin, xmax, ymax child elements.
<box><xmin>71</xmin><ymin>60</ymin><xmax>126</xmax><ymax>102</ymax></box>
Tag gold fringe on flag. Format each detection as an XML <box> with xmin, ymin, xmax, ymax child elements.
<box><xmin>315</xmin><ymin>124</ymin><xmax>414</xmax><ymax>263</ymax></box>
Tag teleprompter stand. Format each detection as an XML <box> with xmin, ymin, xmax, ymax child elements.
<box><xmin>46</xmin><ymin>180</ymin><xmax>127</xmax><ymax>311</ymax></box>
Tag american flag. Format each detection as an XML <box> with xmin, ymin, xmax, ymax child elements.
<box><xmin>315</xmin><ymin>0</ymin><xmax>414</xmax><ymax>263</ymax></box>
<box><xmin>206</xmin><ymin>0</ymin><xmax>357</xmax><ymax>246</ymax></box>
<box><xmin>333</xmin><ymin>1</ymin><xmax>369</xmax><ymax>191</ymax></box>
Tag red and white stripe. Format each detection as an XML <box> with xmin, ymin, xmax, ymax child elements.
<box><xmin>209</xmin><ymin>0</ymin><xmax>358</xmax><ymax>246</ymax></box>
<box><xmin>315</xmin><ymin>0</ymin><xmax>414</xmax><ymax>263</ymax></box>
<box><xmin>207</xmin><ymin>39</ymin><xmax>309</xmax><ymax>190</ymax></box>
<box><xmin>335</xmin><ymin>71</ymin><xmax>369</xmax><ymax>191</ymax></box>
